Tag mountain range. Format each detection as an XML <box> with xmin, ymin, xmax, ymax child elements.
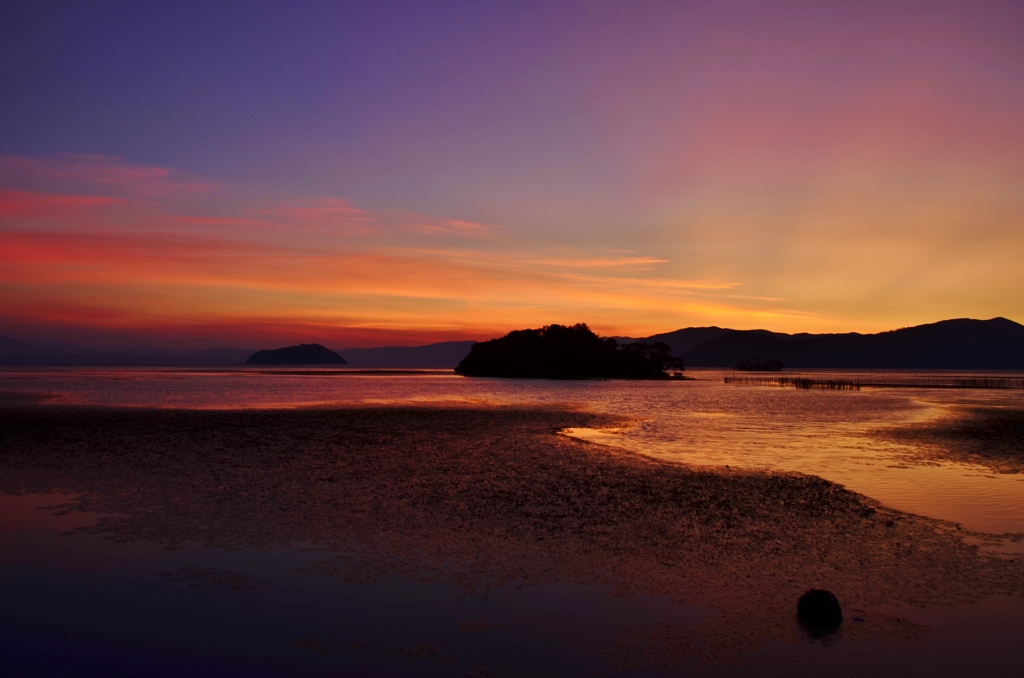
<box><xmin>336</xmin><ymin>341</ymin><xmax>478</xmax><ymax>368</ymax></box>
<box><xmin>627</xmin><ymin>317</ymin><xmax>1024</xmax><ymax>370</ymax></box>
<box><xmin>1</xmin><ymin>318</ymin><xmax>1021</xmax><ymax>369</ymax></box>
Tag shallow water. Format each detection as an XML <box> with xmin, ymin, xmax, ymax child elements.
<box><xmin>0</xmin><ymin>494</ymin><xmax>706</xmax><ymax>677</ymax></box>
<box><xmin>2</xmin><ymin>491</ymin><xmax>1022</xmax><ymax>677</ymax></box>
<box><xmin>2</xmin><ymin>366</ymin><xmax>1022</xmax><ymax>533</ymax></box>
<box><xmin>3</xmin><ymin>369</ymin><xmax>1024</xmax><ymax>675</ymax></box>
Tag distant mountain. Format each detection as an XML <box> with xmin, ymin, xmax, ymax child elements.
<box><xmin>673</xmin><ymin>318</ymin><xmax>1024</xmax><ymax>369</ymax></box>
<box><xmin>246</xmin><ymin>343</ymin><xmax>347</xmax><ymax>366</ymax></box>
<box><xmin>3</xmin><ymin>318</ymin><xmax>1021</xmax><ymax>370</ymax></box>
<box><xmin>337</xmin><ymin>340</ymin><xmax>477</xmax><ymax>368</ymax></box>
<box><xmin>629</xmin><ymin>327</ymin><xmax>728</xmax><ymax>356</ymax></box>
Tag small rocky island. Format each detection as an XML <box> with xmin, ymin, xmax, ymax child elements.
<box><xmin>455</xmin><ymin>323</ymin><xmax>683</xmax><ymax>379</ymax></box>
<box><xmin>245</xmin><ymin>343</ymin><xmax>347</xmax><ymax>365</ymax></box>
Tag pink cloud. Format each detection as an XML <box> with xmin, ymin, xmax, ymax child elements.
<box><xmin>170</xmin><ymin>215</ymin><xmax>271</xmax><ymax>229</ymax></box>
<box><xmin>526</xmin><ymin>255</ymin><xmax>667</xmax><ymax>269</ymax></box>
<box><xmin>0</xmin><ymin>154</ymin><xmax>214</xmax><ymax>198</ymax></box>
<box><xmin>0</xmin><ymin>188</ymin><xmax>123</xmax><ymax>219</ymax></box>
<box><xmin>402</xmin><ymin>217</ymin><xmax>500</xmax><ymax>238</ymax></box>
<box><xmin>259</xmin><ymin>199</ymin><xmax>501</xmax><ymax>240</ymax></box>
<box><xmin>0</xmin><ymin>154</ymin><xmax>502</xmax><ymax>246</ymax></box>
<box><xmin>5</xmin><ymin>153</ymin><xmax>821</xmax><ymax>340</ymax></box>
<box><xmin>259</xmin><ymin>198</ymin><xmax>379</xmax><ymax>236</ymax></box>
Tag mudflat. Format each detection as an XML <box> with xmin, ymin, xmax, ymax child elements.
<box><xmin>2</xmin><ymin>403</ymin><xmax>1022</xmax><ymax>666</ymax></box>
<box><xmin>883</xmin><ymin>407</ymin><xmax>1024</xmax><ymax>473</ymax></box>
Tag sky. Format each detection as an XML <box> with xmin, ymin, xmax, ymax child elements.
<box><xmin>1</xmin><ymin>0</ymin><xmax>1022</xmax><ymax>349</ymax></box>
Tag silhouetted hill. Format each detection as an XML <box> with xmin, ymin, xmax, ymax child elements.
<box><xmin>337</xmin><ymin>341</ymin><xmax>477</xmax><ymax>368</ymax></box>
<box><xmin>3</xmin><ymin>318</ymin><xmax>1021</xmax><ymax>369</ymax></box>
<box><xmin>456</xmin><ymin>324</ymin><xmax>683</xmax><ymax>379</ymax></box>
<box><xmin>246</xmin><ymin>344</ymin><xmax>347</xmax><ymax>366</ymax></box>
<box><xmin>635</xmin><ymin>327</ymin><xmax>728</xmax><ymax>357</ymax></box>
<box><xmin>678</xmin><ymin>318</ymin><xmax>1024</xmax><ymax>369</ymax></box>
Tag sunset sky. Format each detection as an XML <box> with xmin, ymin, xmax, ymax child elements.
<box><xmin>2</xmin><ymin>1</ymin><xmax>1022</xmax><ymax>348</ymax></box>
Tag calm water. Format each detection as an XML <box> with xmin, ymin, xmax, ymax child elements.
<box><xmin>2</xmin><ymin>366</ymin><xmax>1023</xmax><ymax>534</ymax></box>
<box><xmin>3</xmin><ymin>367</ymin><xmax>1024</xmax><ymax>676</ymax></box>
<box><xmin>6</xmin><ymin>491</ymin><xmax>1022</xmax><ymax>678</ymax></box>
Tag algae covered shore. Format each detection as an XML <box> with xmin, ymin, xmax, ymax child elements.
<box><xmin>2</xmin><ymin>402</ymin><xmax>1023</xmax><ymax>671</ymax></box>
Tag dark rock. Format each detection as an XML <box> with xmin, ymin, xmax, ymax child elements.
<box><xmin>797</xmin><ymin>589</ymin><xmax>843</xmax><ymax>636</ymax></box>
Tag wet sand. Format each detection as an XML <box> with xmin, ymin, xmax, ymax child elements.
<box><xmin>883</xmin><ymin>407</ymin><xmax>1024</xmax><ymax>474</ymax></box>
<box><xmin>2</xmin><ymin>402</ymin><xmax>1023</xmax><ymax>668</ymax></box>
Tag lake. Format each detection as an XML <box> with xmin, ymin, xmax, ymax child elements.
<box><xmin>4</xmin><ymin>366</ymin><xmax>1023</xmax><ymax>533</ymax></box>
<box><xmin>1</xmin><ymin>367</ymin><xmax>1022</xmax><ymax>676</ymax></box>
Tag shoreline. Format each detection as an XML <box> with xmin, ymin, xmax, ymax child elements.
<box><xmin>881</xmin><ymin>406</ymin><xmax>1024</xmax><ymax>473</ymax></box>
<box><xmin>2</xmin><ymin>401</ymin><xmax>1023</xmax><ymax>665</ymax></box>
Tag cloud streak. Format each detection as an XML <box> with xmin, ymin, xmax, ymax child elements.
<box><xmin>5</xmin><ymin>143</ymin><xmax>1019</xmax><ymax>348</ymax></box>
<box><xmin>0</xmin><ymin>189</ymin><xmax>123</xmax><ymax>218</ymax></box>
<box><xmin>0</xmin><ymin>155</ymin><xmax>803</xmax><ymax>346</ymax></box>
<box><xmin>0</xmin><ymin>154</ymin><xmax>214</xmax><ymax>198</ymax></box>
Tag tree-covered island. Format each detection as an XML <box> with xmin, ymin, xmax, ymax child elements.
<box><xmin>455</xmin><ymin>323</ymin><xmax>684</xmax><ymax>379</ymax></box>
<box><xmin>246</xmin><ymin>343</ymin><xmax>347</xmax><ymax>365</ymax></box>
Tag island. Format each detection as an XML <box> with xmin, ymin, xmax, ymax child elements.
<box><xmin>455</xmin><ymin>323</ymin><xmax>684</xmax><ymax>379</ymax></box>
<box><xmin>245</xmin><ymin>343</ymin><xmax>347</xmax><ymax>365</ymax></box>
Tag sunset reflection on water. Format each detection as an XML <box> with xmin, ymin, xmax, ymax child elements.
<box><xmin>2</xmin><ymin>366</ymin><xmax>1022</xmax><ymax>534</ymax></box>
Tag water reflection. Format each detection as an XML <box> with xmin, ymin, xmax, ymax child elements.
<box><xmin>2</xmin><ymin>367</ymin><xmax>1022</xmax><ymax>532</ymax></box>
<box><xmin>2</xmin><ymin>400</ymin><xmax>1024</xmax><ymax>673</ymax></box>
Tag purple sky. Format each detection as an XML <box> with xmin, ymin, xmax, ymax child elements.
<box><xmin>2</xmin><ymin>1</ymin><xmax>1023</xmax><ymax>347</ymax></box>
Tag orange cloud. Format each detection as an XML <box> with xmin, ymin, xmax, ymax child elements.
<box><xmin>400</xmin><ymin>217</ymin><xmax>500</xmax><ymax>238</ymax></box>
<box><xmin>0</xmin><ymin>223</ymin><xmax>814</xmax><ymax>347</ymax></box>
<box><xmin>11</xmin><ymin>150</ymin><xmax>1011</xmax><ymax>347</ymax></box>
<box><xmin>258</xmin><ymin>198</ymin><xmax>379</xmax><ymax>236</ymax></box>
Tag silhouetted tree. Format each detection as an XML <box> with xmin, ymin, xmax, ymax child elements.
<box><xmin>455</xmin><ymin>324</ymin><xmax>684</xmax><ymax>378</ymax></box>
